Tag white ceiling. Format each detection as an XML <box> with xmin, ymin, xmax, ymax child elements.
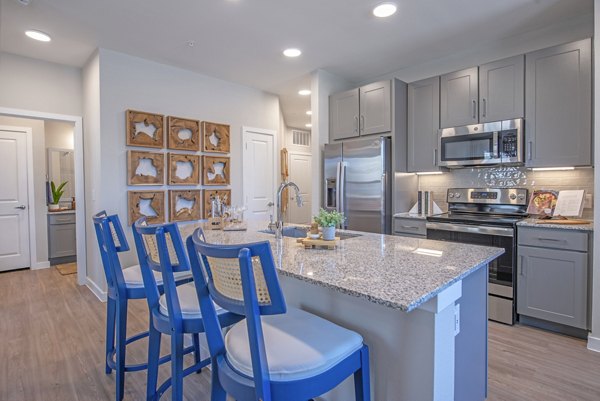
<box><xmin>0</xmin><ymin>0</ymin><xmax>593</xmax><ymax>129</ymax></box>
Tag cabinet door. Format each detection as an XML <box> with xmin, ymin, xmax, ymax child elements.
<box><xmin>407</xmin><ymin>77</ymin><xmax>440</xmax><ymax>172</ymax></box>
<box><xmin>359</xmin><ymin>80</ymin><xmax>391</xmax><ymax>135</ymax></box>
<box><xmin>49</xmin><ymin>223</ymin><xmax>77</xmax><ymax>258</ymax></box>
<box><xmin>525</xmin><ymin>39</ymin><xmax>592</xmax><ymax>167</ymax></box>
<box><xmin>517</xmin><ymin>246</ymin><xmax>588</xmax><ymax>329</ymax></box>
<box><xmin>479</xmin><ymin>55</ymin><xmax>524</xmax><ymax>122</ymax></box>
<box><xmin>440</xmin><ymin>67</ymin><xmax>478</xmax><ymax>128</ymax></box>
<box><xmin>330</xmin><ymin>88</ymin><xmax>360</xmax><ymax>141</ymax></box>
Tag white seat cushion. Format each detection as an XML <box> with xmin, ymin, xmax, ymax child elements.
<box><xmin>158</xmin><ymin>282</ymin><xmax>223</xmax><ymax>319</ymax></box>
<box><xmin>225</xmin><ymin>307</ymin><xmax>363</xmax><ymax>381</ymax></box>
<box><xmin>122</xmin><ymin>264</ymin><xmax>193</xmax><ymax>289</ymax></box>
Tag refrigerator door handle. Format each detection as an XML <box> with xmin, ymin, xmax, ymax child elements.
<box><xmin>335</xmin><ymin>161</ymin><xmax>341</xmax><ymax>212</ymax></box>
<box><xmin>339</xmin><ymin>161</ymin><xmax>347</xmax><ymax>229</ymax></box>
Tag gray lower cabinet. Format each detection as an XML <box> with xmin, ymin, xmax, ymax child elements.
<box><xmin>330</xmin><ymin>80</ymin><xmax>391</xmax><ymax>141</ymax></box>
<box><xmin>393</xmin><ymin>217</ymin><xmax>426</xmax><ymax>238</ymax></box>
<box><xmin>479</xmin><ymin>55</ymin><xmax>524</xmax><ymax>123</ymax></box>
<box><xmin>525</xmin><ymin>38</ymin><xmax>592</xmax><ymax>167</ymax></box>
<box><xmin>517</xmin><ymin>229</ymin><xmax>589</xmax><ymax>330</ymax></box>
<box><xmin>407</xmin><ymin>76</ymin><xmax>440</xmax><ymax>172</ymax></box>
<box><xmin>440</xmin><ymin>67</ymin><xmax>478</xmax><ymax>128</ymax></box>
<box><xmin>48</xmin><ymin>213</ymin><xmax>77</xmax><ymax>260</ymax></box>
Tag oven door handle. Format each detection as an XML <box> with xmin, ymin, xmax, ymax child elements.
<box><xmin>426</xmin><ymin>221</ymin><xmax>514</xmax><ymax>237</ymax></box>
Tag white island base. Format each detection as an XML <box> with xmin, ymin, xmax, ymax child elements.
<box><xmin>280</xmin><ymin>264</ymin><xmax>487</xmax><ymax>401</ymax></box>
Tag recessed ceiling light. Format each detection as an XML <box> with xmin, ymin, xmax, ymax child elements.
<box><xmin>298</xmin><ymin>89</ymin><xmax>311</xmax><ymax>96</ymax></box>
<box><xmin>306</xmin><ymin>110</ymin><xmax>312</xmax><ymax>115</ymax></box>
<box><xmin>373</xmin><ymin>2</ymin><xmax>397</xmax><ymax>18</ymax></box>
<box><xmin>283</xmin><ymin>48</ymin><xmax>302</xmax><ymax>58</ymax></box>
<box><xmin>25</xmin><ymin>29</ymin><xmax>51</xmax><ymax>42</ymax></box>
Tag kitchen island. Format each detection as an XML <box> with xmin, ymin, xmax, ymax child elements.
<box><xmin>180</xmin><ymin>221</ymin><xmax>504</xmax><ymax>401</ymax></box>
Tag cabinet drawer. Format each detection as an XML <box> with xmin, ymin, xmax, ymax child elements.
<box><xmin>517</xmin><ymin>227</ymin><xmax>588</xmax><ymax>252</ymax></box>
<box><xmin>48</xmin><ymin>213</ymin><xmax>76</xmax><ymax>225</ymax></box>
<box><xmin>394</xmin><ymin>218</ymin><xmax>426</xmax><ymax>236</ymax></box>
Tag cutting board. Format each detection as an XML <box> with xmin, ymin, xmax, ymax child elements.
<box><xmin>296</xmin><ymin>237</ymin><xmax>340</xmax><ymax>250</ymax></box>
<box><xmin>534</xmin><ymin>219</ymin><xmax>591</xmax><ymax>225</ymax></box>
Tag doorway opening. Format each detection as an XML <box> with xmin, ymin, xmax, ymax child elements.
<box><xmin>0</xmin><ymin>108</ymin><xmax>85</xmax><ymax>285</ymax></box>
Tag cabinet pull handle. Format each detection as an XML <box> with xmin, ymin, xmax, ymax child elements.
<box><xmin>400</xmin><ymin>225</ymin><xmax>420</xmax><ymax>230</ymax></box>
<box><xmin>433</xmin><ymin>149</ymin><xmax>437</xmax><ymax>166</ymax></box>
<box><xmin>360</xmin><ymin>115</ymin><xmax>365</xmax><ymax>133</ymax></box>
<box><xmin>354</xmin><ymin>116</ymin><xmax>358</xmax><ymax>133</ymax></box>
<box><xmin>482</xmin><ymin>98</ymin><xmax>486</xmax><ymax>118</ymax></box>
<box><xmin>472</xmin><ymin>100</ymin><xmax>477</xmax><ymax>119</ymax></box>
<box><xmin>527</xmin><ymin>141</ymin><xmax>532</xmax><ymax>160</ymax></box>
<box><xmin>536</xmin><ymin>237</ymin><xmax>563</xmax><ymax>242</ymax></box>
<box><xmin>519</xmin><ymin>255</ymin><xmax>525</xmax><ymax>276</ymax></box>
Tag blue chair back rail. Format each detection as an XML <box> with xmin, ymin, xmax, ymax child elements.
<box><xmin>132</xmin><ymin>218</ymin><xmax>241</xmax><ymax>401</ymax></box>
<box><xmin>186</xmin><ymin>228</ymin><xmax>371</xmax><ymax>401</ymax></box>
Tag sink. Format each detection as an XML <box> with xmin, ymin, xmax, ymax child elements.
<box><xmin>259</xmin><ymin>226</ymin><xmax>361</xmax><ymax>240</ymax></box>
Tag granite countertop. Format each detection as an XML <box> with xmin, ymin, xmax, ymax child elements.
<box><xmin>179</xmin><ymin>221</ymin><xmax>504</xmax><ymax>312</ymax></box>
<box><xmin>47</xmin><ymin>209</ymin><xmax>76</xmax><ymax>215</ymax></box>
<box><xmin>517</xmin><ymin>218</ymin><xmax>593</xmax><ymax>232</ymax></box>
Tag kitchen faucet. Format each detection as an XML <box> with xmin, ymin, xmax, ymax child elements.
<box><xmin>274</xmin><ymin>180</ymin><xmax>303</xmax><ymax>239</ymax></box>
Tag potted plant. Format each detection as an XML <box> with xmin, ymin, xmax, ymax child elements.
<box><xmin>49</xmin><ymin>181</ymin><xmax>68</xmax><ymax>211</ymax></box>
<box><xmin>313</xmin><ymin>208</ymin><xmax>345</xmax><ymax>241</ymax></box>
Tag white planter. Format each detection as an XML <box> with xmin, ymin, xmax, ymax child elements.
<box><xmin>48</xmin><ymin>204</ymin><xmax>60</xmax><ymax>211</ymax></box>
<box><xmin>322</xmin><ymin>226</ymin><xmax>336</xmax><ymax>241</ymax></box>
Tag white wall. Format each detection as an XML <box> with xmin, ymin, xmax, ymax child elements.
<box><xmin>590</xmin><ymin>0</ymin><xmax>600</xmax><ymax>353</ymax></box>
<box><xmin>0</xmin><ymin>116</ymin><xmax>48</xmax><ymax>265</ymax></box>
<box><xmin>84</xmin><ymin>49</ymin><xmax>281</xmax><ymax>293</ymax></box>
<box><xmin>0</xmin><ymin>52</ymin><xmax>83</xmax><ymax>116</ymax></box>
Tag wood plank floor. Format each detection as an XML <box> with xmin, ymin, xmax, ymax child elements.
<box><xmin>1</xmin><ymin>267</ymin><xmax>599</xmax><ymax>400</ymax></box>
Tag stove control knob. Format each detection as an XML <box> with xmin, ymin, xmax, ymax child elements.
<box><xmin>448</xmin><ymin>193</ymin><xmax>454</xmax><ymax>199</ymax></box>
<box><xmin>517</xmin><ymin>194</ymin><xmax>526</xmax><ymax>201</ymax></box>
<box><xmin>454</xmin><ymin>192</ymin><xmax>461</xmax><ymax>199</ymax></box>
<box><xmin>509</xmin><ymin>193</ymin><xmax>517</xmax><ymax>200</ymax></box>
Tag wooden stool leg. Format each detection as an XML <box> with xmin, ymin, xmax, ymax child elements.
<box><xmin>146</xmin><ymin>325</ymin><xmax>161</xmax><ymax>401</ymax></box>
<box><xmin>115</xmin><ymin>300</ymin><xmax>128</xmax><ymax>401</ymax></box>
<box><xmin>171</xmin><ymin>333</ymin><xmax>185</xmax><ymax>401</ymax></box>
<box><xmin>105</xmin><ymin>297</ymin><xmax>116</xmax><ymax>374</ymax></box>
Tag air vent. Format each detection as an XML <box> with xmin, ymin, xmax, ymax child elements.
<box><xmin>292</xmin><ymin>130</ymin><xmax>310</xmax><ymax>147</ymax></box>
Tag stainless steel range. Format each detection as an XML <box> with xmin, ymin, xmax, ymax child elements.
<box><xmin>426</xmin><ymin>188</ymin><xmax>528</xmax><ymax>325</ymax></box>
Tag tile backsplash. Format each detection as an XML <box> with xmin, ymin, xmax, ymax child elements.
<box><xmin>418</xmin><ymin>167</ymin><xmax>594</xmax><ymax>218</ymax></box>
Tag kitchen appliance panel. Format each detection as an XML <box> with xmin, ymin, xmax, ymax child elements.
<box><xmin>323</xmin><ymin>143</ymin><xmax>342</xmax><ymax>212</ymax></box>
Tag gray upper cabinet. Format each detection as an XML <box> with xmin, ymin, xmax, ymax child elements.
<box><xmin>479</xmin><ymin>55</ymin><xmax>524</xmax><ymax>122</ymax></box>
<box><xmin>330</xmin><ymin>80</ymin><xmax>391</xmax><ymax>141</ymax></box>
<box><xmin>440</xmin><ymin>67</ymin><xmax>478</xmax><ymax>128</ymax></box>
<box><xmin>407</xmin><ymin>76</ymin><xmax>440</xmax><ymax>172</ymax></box>
<box><xmin>330</xmin><ymin>88</ymin><xmax>360</xmax><ymax>141</ymax></box>
<box><xmin>360</xmin><ymin>80</ymin><xmax>392</xmax><ymax>136</ymax></box>
<box><xmin>525</xmin><ymin>38</ymin><xmax>592</xmax><ymax>167</ymax></box>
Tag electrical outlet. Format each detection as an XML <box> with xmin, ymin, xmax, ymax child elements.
<box><xmin>454</xmin><ymin>303</ymin><xmax>460</xmax><ymax>336</ymax></box>
<box><xmin>584</xmin><ymin>194</ymin><xmax>593</xmax><ymax>209</ymax></box>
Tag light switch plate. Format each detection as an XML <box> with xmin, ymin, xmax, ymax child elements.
<box><xmin>454</xmin><ymin>303</ymin><xmax>461</xmax><ymax>336</ymax></box>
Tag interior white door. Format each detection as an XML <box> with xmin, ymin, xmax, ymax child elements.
<box><xmin>0</xmin><ymin>129</ymin><xmax>30</xmax><ymax>271</ymax></box>
<box><xmin>287</xmin><ymin>152</ymin><xmax>312</xmax><ymax>224</ymax></box>
<box><xmin>243</xmin><ymin>128</ymin><xmax>275</xmax><ymax>221</ymax></box>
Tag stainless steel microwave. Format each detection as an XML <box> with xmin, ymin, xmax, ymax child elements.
<box><xmin>438</xmin><ymin>118</ymin><xmax>523</xmax><ymax>168</ymax></box>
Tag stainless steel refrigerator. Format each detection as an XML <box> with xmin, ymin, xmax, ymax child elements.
<box><xmin>323</xmin><ymin>137</ymin><xmax>391</xmax><ymax>234</ymax></box>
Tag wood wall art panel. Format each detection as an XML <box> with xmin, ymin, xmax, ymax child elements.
<box><xmin>168</xmin><ymin>153</ymin><xmax>200</xmax><ymax>185</ymax></box>
<box><xmin>202</xmin><ymin>121</ymin><xmax>230</xmax><ymax>153</ymax></box>
<box><xmin>203</xmin><ymin>189</ymin><xmax>231</xmax><ymax>219</ymax></box>
<box><xmin>128</xmin><ymin>190</ymin><xmax>165</xmax><ymax>225</ymax></box>
<box><xmin>202</xmin><ymin>156</ymin><xmax>230</xmax><ymax>185</ymax></box>
<box><xmin>167</xmin><ymin>116</ymin><xmax>200</xmax><ymax>151</ymax></box>
<box><xmin>169</xmin><ymin>190</ymin><xmax>202</xmax><ymax>222</ymax></box>
<box><xmin>126</xmin><ymin>110</ymin><xmax>164</xmax><ymax>148</ymax></box>
<box><xmin>127</xmin><ymin>150</ymin><xmax>164</xmax><ymax>185</ymax></box>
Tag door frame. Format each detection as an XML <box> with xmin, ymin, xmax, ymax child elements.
<box><xmin>286</xmin><ymin>150</ymin><xmax>312</xmax><ymax>223</ymax></box>
<box><xmin>0</xmin><ymin>107</ymin><xmax>86</xmax><ymax>285</ymax></box>
<box><xmin>0</xmin><ymin>125</ymin><xmax>36</xmax><ymax>270</ymax></box>
<box><xmin>241</xmin><ymin>126</ymin><xmax>278</xmax><ymax>218</ymax></box>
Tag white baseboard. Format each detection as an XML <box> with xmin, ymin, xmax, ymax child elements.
<box><xmin>86</xmin><ymin>277</ymin><xmax>107</xmax><ymax>302</ymax></box>
<box><xmin>587</xmin><ymin>335</ymin><xmax>600</xmax><ymax>352</ymax></box>
<box><xmin>31</xmin><ymin>261</ymin><xmax>50</xmax><ymax>270</ymax></box>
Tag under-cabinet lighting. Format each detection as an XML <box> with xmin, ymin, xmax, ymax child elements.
<box><xmin>298</xmin><ymin>89</ymin><xmax>311</xmax><ymax>96</ymax></box>
<box><xmin>413</xmin><ymin>248</ymin><xmax>443</xmax><ymax>257</ymax></box>
<box><xmin>25</xmin><ymin>29</ymin><xmax>51</xmax><ymax>42</ymax></box>
<box><xmin>373</xmin><ymin>2</ymin><xmax>397</xmax><ymax>18</ymax></box>
<box><xmin>306</xmin><ymin>110</ymin><xmax>312</xmax><ymax>115</ymax></box>
<box><xmin>415</xmin><ymin>171</ymin><xmax>443</xmax><ymax>176</ymax></box>
<box><xmin>530</xmin><ymin>167</ymin><xmax>575</xmax><ymax>171</ymax></box>
<box><xmin>305</xmin><ymin>123</ymin><xmax>312</xmax><ymax>128</ymax></box>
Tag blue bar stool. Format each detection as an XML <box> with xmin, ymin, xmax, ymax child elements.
<box><xmin>132</xmin><ymin>218</ymin><xmax>241</xmax><ymax>401</ymax></box>
<box><xmin>186</xmin><ymin>228</ymin><xmax>371</xmax><ymax>401</ymax></box>
<box><xmin>92</xmin><ymin>211</ymin><xmax>195</xmax><ymax>401</ymax></box>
